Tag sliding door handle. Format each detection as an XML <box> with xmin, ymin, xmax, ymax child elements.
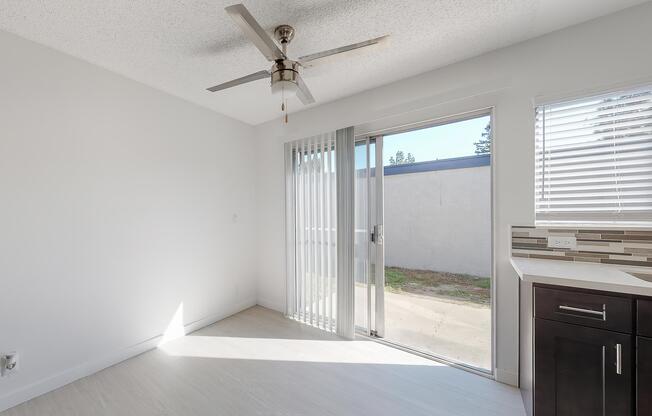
<box><xmin>371</xmin><ymin>225</ymin><xmax>384</xmax><ymax>245</ymax></box>
<box><xmin>615</xmin><ymin>343</ymin><xmax>622</xmax><ymax>375</ymax></box>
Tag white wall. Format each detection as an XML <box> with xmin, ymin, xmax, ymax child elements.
<box><xmin>253</xmin><ymin>2</ymin><xmax>652</xmax><ymax>386</ymax></box>
<box><xmin>384</xmin><ymin>166</ymin><xmax>491</xmax><ymax>277</ymax></box>
<box><xmin>0</xmin><ymin>31</ymin><xmax>257</xmax><ymax>411</ymax></box>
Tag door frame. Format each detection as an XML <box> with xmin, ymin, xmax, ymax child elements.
<box><xmin>354</xmin><ymin>135</ymin><xmax>385</xmax><ymax>337</ymax></box>
<box><xmin>354</xmin><ymin>107</ymin><xmax>496</xmax><ymax>377</ymax></box>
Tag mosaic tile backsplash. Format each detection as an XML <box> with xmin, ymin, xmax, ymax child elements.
<box><xmin>511</xmin><ymin>226</ymin><xmax>652</xmax><ymax>271</ymax></box>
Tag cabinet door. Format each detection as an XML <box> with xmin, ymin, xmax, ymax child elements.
<box><xmin>638</xmin><ymin>336</ymin><xmax>652</xmax><ymax>416</ymax></box>
<box><xmin>535</xmin><ymin>318</ymin><xmax>632</xmax><ymax>416</ymax></box>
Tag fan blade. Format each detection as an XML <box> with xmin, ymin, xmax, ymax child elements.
<box><xmin>295</xmin><ymin>75</ymin><xmax>315</xmax><ymax>105</ymax></box>
<box><xmin>206</xmin><ymin>70</ymin><xmax>270</xmax><ymax>92</ymax></box>
<box><xmin>298</xmin><ymin>35</ymin><xmax>388</xmax><ymax>64</ymax></box>
<box><xmin>225</xmin><ymin>4</ymin><xmax>286</xmax><ymax>62</ymax></box>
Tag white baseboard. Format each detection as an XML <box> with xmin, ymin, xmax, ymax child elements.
<box><xmin>256</xmin><ymin>297</ymin><xmax>284</xmax><ymax>313</ymax></box>
<box><xmin>0</xmin><ymin>297</ymin><xmax>256</xmax><ymax>413</ymax></box>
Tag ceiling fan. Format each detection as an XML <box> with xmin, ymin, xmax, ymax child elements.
<box><xmin>206</xmin><ymin>3</ymin><xmax>388</xmax><ymax>121</ymax></box>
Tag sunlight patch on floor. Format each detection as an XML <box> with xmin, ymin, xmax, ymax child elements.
<box><xmin>158</xmin><ymin>335</ymin><xmax>446</xmax><ymax>366</ymax></box>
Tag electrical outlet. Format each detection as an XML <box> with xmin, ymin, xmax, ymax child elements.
<box><xmin>1</xmin><ymin>352</ymin><xmax>19</xmax><ymax>377</ymax></box>
<box><xmin>548</xmin><ymin>236</ymin><xmax>577</xmax><ymax>250</ymax></box>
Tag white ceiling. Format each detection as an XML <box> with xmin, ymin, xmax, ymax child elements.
<box><xmin>0</xmin><ymin>0</ymin><xmax>648</xmax><ymax>125</ymax></box>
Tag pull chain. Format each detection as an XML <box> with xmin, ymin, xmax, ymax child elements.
<box><xmin>284</xmin><ymin>99</ymin><xmax>288</xmax><ymax>123</ymax></box>
<box><xmin>281</xmin><ymin>87</ymin><xmax>288</xmax><ymax>123</ymax></box>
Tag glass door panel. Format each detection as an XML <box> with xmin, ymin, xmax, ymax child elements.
<box><xmin>379</xmin><ymin>114</ymin><xmax>493</xmax><ymax>372</ymax></box>
<box><xmin>356</xmin><ymin>114</ymin><xmax>493</xmax><ymax>374</ymax></box>
<box><xmin>354</xmin><ymin>140</ymin><xmax>370</xmax><ymax>333</ymax></box>
<box><xmin>354</xmin><ymin>138</ymin><xmax>381</xmax><ymax>335</ymax></box>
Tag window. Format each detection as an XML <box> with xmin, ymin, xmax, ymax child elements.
<box><xmin>535</xmin><ymin>86</ymin><xmax>652</xmax><ymax>226</ymax></box>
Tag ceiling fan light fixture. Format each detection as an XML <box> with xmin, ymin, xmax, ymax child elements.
<box><xmin>271</xmin><ymin>59</ymin><xmax>300</xmax><ymax>98</ymax></box>
<box><xmin>271</xmin><ymin>79</ymin><xmax>298</xmax><ymax>96</ymax></box>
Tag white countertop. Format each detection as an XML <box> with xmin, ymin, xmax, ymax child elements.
<box><xmin>511</xmin><ymin>257</ymin><xmax>652</xmax><ymax>296</ymax></box>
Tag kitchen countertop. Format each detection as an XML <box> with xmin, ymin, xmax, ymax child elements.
<box><xmin>511</xmin><ymin>257</ymin><xmax>652</xmax><ymax>297</ymax></box>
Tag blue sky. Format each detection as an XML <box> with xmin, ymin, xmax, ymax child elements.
<box><xmin>383</xmin><ymin>115</ymin><xmax>490</xmax><ymax>166</ymax></box>
<box><xmin>356</xmin><ymin>115</ymin><xmax>490</xmax><ymax>168</ymax></box>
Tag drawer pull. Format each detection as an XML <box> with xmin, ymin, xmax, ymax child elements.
<box><xmin>615</xmin><ymin>343</ymin><xmax>622</xmax><ymax>375</ymax></box>
<box><xmin>558</xmin><ymin>304</ymin><xmax>606</xmax><ymax>321</ymax></box>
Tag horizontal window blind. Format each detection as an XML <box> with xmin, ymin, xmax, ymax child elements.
<box><xmin>535</xmin><ymin>86</ymin><xmax>652</xmax><ymax>226</ymax></box>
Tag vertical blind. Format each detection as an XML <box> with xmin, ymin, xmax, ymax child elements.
<box><xmin>335</xmin><ymin>127</ymin><xmax>356</xmax><ymax>339</ymax></box>
<box><xmin>535</xmin><ymin>86</ymin><xmax>652</xmax><ymax>225</ymax></box>
<box><xmin>285</xmin><ymin>132</ymin><xmax>338</xmax><ymax>332</ymax></box>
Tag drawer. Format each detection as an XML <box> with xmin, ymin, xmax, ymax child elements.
<box><xmin>534</xmin><ymin>285</ymin><xmax>632</xmax><ymax>333</ymax></box>
<box><xmin>638</xmin><ymin>300</ymin><xmax>652</xmax><ymax>337</ymax></box>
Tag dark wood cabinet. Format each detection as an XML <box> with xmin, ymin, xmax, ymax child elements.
<box><xmin>530</xmin><ymin>284</ymin><xmax>646</xmax><ymax>416</ymax></box>
<box><xmin>534</xmin><ymin>318</ymin><xmax>632</xmax><ymax>416</ymax></box>
<box><xmin>638</xmin><ymin>336</ymin><xmax>652</xmax><ymax>416</ymax></box>
<box><xmin>637</xmin><ymin>300</ymin><xmax>652</xmax><ymax>337</ymax></box>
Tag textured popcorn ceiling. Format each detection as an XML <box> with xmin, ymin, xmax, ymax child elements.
<box><xmin>0</xmin><ymin>0</ymin><xmax>647</xmax><ymax>125</ymax></box>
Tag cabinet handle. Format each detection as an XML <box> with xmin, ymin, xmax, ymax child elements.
<box><xmin>558</xmin><ymin>304</ymin><xmax>606</xmax><ymax>321</ymax></box>
<box><xmin>615</xmin><ymin>343</ymin><xmax>622</xmax><ymax>375</ymax></box>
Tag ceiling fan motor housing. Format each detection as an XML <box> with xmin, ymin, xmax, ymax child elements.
<box><xmin>271</xmin><ymin>59</ymin><xmax>300</xmax><ymax>91</ymax></box>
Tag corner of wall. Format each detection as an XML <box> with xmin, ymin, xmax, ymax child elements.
<box><xmin>0</xmin><ymin>296</ymin><xmax>256</xmax><ymax>413</ymax></box>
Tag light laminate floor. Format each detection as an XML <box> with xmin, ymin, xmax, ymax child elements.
<box><xmin>2</xmin><ymin>306</ymin><xmax>525</xmax><ymax>416</ymax></box>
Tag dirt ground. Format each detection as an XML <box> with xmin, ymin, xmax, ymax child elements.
<box><xmin>384</xmin><ymin>267</ymin><xmax>490</xmax><ymax>305</ymax></box>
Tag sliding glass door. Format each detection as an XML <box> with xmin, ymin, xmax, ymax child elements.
<box><xmin>355</xmin><ymin>112</ymin><xmax>493</xmax><ymax>374</ymax></box>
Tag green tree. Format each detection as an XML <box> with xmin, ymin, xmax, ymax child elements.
<box><xmin>389</xmin><ymin>150</ymin><xmax>416</xmax><ymax>165</ymax></box>
<box><xmin>473</xmin><ymin>123</ymin><xmax>492</xmax><ymax>155</ymax></box>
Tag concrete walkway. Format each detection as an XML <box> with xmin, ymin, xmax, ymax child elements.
<box><xmin>356</xmin><ymin>286</ymin><xmax>491</xmax><ymax>370</ymax></box>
